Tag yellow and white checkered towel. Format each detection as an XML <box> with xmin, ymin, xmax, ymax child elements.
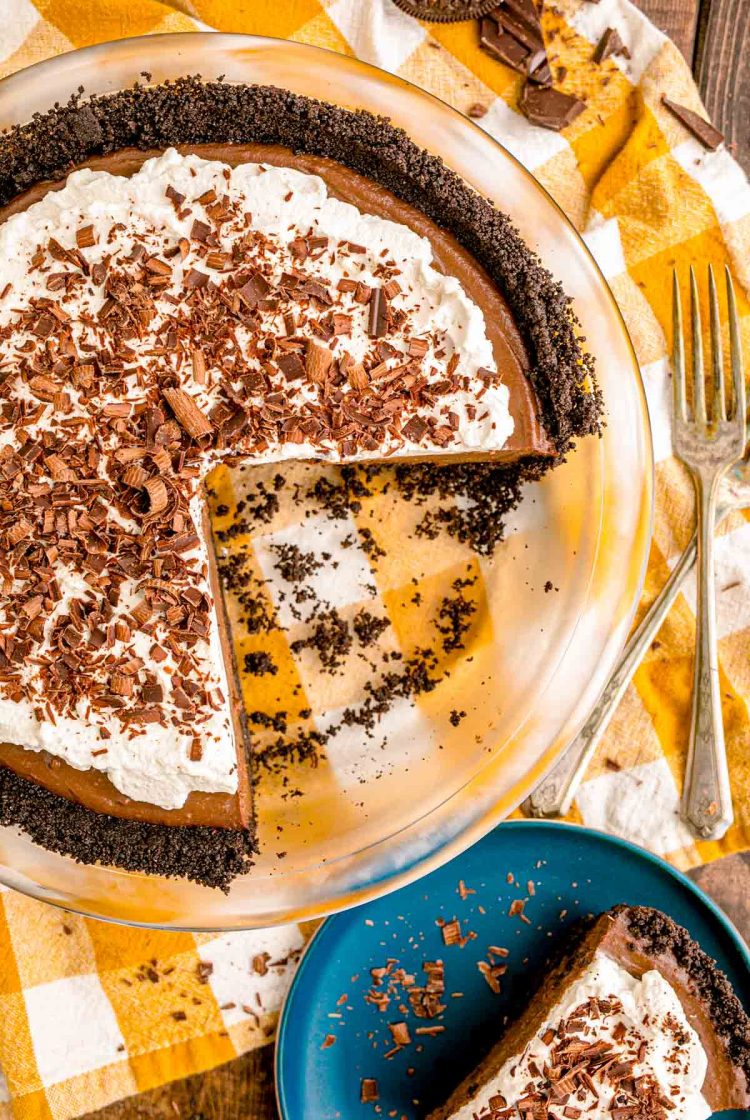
<box><xmin>0</xmin><ymin>1</ymin><xmax>749</xmax><ymax>1117</ymax></box>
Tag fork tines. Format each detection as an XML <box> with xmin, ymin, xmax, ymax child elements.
<box><xmin>672</xmin><ymin>265</ymin><xmax>746</xmax><ymax>442</ymax></box>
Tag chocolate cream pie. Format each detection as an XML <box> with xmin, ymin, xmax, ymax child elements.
<box><xmin>430</xmin><ymin>905</ymin><xmax>750</xmax><ymax>1119</ymax></box>
<box><xmin>0</xmin><ymin>80</ymin><xmax>600</xmax><ymax>888</ymax></box>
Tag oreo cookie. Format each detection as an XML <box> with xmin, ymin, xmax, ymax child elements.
<box><xmin>392</xmin><ymin>0</ymin><xmax>500</xmax><ymax>22</ymax></box>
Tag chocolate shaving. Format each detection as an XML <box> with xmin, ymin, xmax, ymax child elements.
<box><xmin>144</xmin><ymin>477</ymin><xmax>169</xmax><ymax>516</ymax></box>
<box><xmin>277</xmin><ymin>351</ymin><xmax>306</xmax><ymax>383</ymax></box>
<box><xmin>191</xmin><ymin>349</ymin><xmax>207</xmax><ymax>385</ymax></box>
<box><xmin>360</xmin><ymin>1078</ymin><xmax>379</xmax><ymax>1103</ymax></box>
<box><xmin>441</xmin><ymin>918</ymin><xmax>462</xmax><ymax>945</ymax></box>
<box><xmin>388</xmin><ymin>1021</ymin><xmax>411</xmax><ymax>1046</ymax></box>
<box><xmin>402</xmin><ymin>416</ymin><xmax>429</xmax><ymax>443</ymax></box>
<box><xmin>145</xmin><ymin>255</ymin><xmax>171</xmax><ymax>276</ymax></box>
<box><xmin>305</xmin><ymin>339</ymin><xmax>334</xmax><ymax>384</ymax></box>
<box><xmin>123</xmin><ymin>464</ymin><xmax>149</xmax><ymax>489</ymax></box>
<box><xmin>76</xmin><ymin>225</ymin><xmax>96</xmax><ymax>249</ymax></box>
<box><xmin>162</xmin><ymin>387</ymin><xmax>214</xmax><ymax>440</ymax></box>
<box><xmin>367</xmin><ymin>288</ymin><xmax>389</xmax><ymax>338</ymax></box>
<box><xmin>661</xmin><ymin>97</ymin><xmax>724</xmax><ymax>151</ymax></box>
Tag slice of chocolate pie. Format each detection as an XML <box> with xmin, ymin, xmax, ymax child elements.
<box><xmin>0</xmin><ymin>81</ymin><xmax>600</xmax><ymax>887</ymax></box>
<box><xmin>429</xmin><ymin>905</ymin><xmax>750</xmax><ymax>1119</ymax></box>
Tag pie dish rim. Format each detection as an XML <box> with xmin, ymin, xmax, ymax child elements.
<box><xmin>0</xmin><ymin>33</ymin><xmax>654</xmax><ymax>928</ymax></box>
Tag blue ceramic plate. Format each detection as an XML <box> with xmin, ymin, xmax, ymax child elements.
<box><xmin>276</xmin><ymin>821</ymin><xmax>749</xmax><ymax>1120</ymax></box>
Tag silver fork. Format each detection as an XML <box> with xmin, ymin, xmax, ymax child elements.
<box><xmin>524</xmin><ymin>267</ymin><xmax>746</xmax><ymax>835</ymax></box>
<box><xmin>523</xmin><ymin>455</ymin><xmax>750</xmax><ymax>821</ymax></box>
<box><xmin>673</xmin><ymin>265</ymin><xmax>745</xmax><ymax>839</ymax></box>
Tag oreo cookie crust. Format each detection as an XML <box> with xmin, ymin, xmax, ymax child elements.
<box><xmin>619</xmin><ymin>904</ymin><xmax>750</xmax><ymax>1087</ymax></box>
<box><xmin>0</xmin><ymin>79</ymin><xmax>601</xmax><ymax>888</ymax></box>
<box><xmin>0</xmin><ymin>764</ymin><xmax>256</xmax><ymax>891</ymax></box>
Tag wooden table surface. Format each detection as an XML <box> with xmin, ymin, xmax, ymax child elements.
<box><xmin>85</xmin><ymin>4</ymin><xmax>750</xmax><ymax>1117</ymax></box>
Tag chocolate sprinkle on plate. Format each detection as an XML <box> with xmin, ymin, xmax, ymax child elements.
<box><xmin>360</xmin><ymin>1077</ymin><xmax>379</xmax><ymax>1103</ymax></box>
<box><xmin>662</xmin><ymin>96</ymin><xmax>724</xmax><ymax>151</ymax></box>
<box><xmin>392</xmin><ymin>0</ymin><xmax>500</xmax><ymax>21</ymax></box>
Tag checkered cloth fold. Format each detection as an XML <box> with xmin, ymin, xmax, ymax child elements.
<box><xmin>0</xmin><ymin>1</ymin><xmax>749</xmax><ymax>1117</ymax></box>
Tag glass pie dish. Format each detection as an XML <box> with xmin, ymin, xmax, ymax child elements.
<box><xmin>0</xmin><ymin>34</ymin><xmax>653</xmax><ymax>930</ymax></box>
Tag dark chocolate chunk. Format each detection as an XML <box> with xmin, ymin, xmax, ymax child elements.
<box><xmin>593</xmin><ymin>27</ymin><xmax>630</xmax><ymax>64</ymax></box>
<box><xmin>662</xmin><ymin>96</ymin><xmax>724</xmax><ymax>151</ymax></box>
<box><xmin>529</xmin><ymin>57</ymin><xmax>552</xmax><ymax>86</ymax></box>
<box><xmin>520</xmin><ymin>83</ymin><xmax>586</xmax><ymax>130</ymax></box>
<box><xmin>491</xmin><ymin>0</ymin><xmax>542</xmax><ymax>51</ymax></box>
<box><xmin>480</xmin><ymin>16</ymin><xmax>532</xmax><ymax>74</ymax></box>
<box><xmin>482</xmin><ymin>2</ymin><xmax>551</xmax><ymax>85</ymax></box>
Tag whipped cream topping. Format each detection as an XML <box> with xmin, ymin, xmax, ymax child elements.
<box><xmin>0</xmin><ymin>149</ymin><xmax>511</xmax><ymax>809</ymax></box>
<box><xmin>452</xmin><ymin>952</ymin><xmax>709</xmax><ymax>1120</ymax></box>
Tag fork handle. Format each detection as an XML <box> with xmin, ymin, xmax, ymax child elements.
<box><xmin>523</xmin><ymin>530</ymin><xmax>699</xmax><ymax>818</ymax></box>
<box><xmin>682</xmin><ymin>475</ymin><xmax>734</xmax><ymax>840</ymax></box>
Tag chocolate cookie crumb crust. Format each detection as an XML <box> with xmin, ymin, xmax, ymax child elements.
<box><xmin>618</xmin><ymin>904</ymin><xmax>750</xmax><ymax>1089</ymax></box>
<box><xmin>0</xmin><ymin>78</ymin><xmax>601</xmax><ymax>888</ymax></box>
<box><xmin>0</xmin><ymin>763</ymin><xmax>255</xmax><ymax>891</ymax></box>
